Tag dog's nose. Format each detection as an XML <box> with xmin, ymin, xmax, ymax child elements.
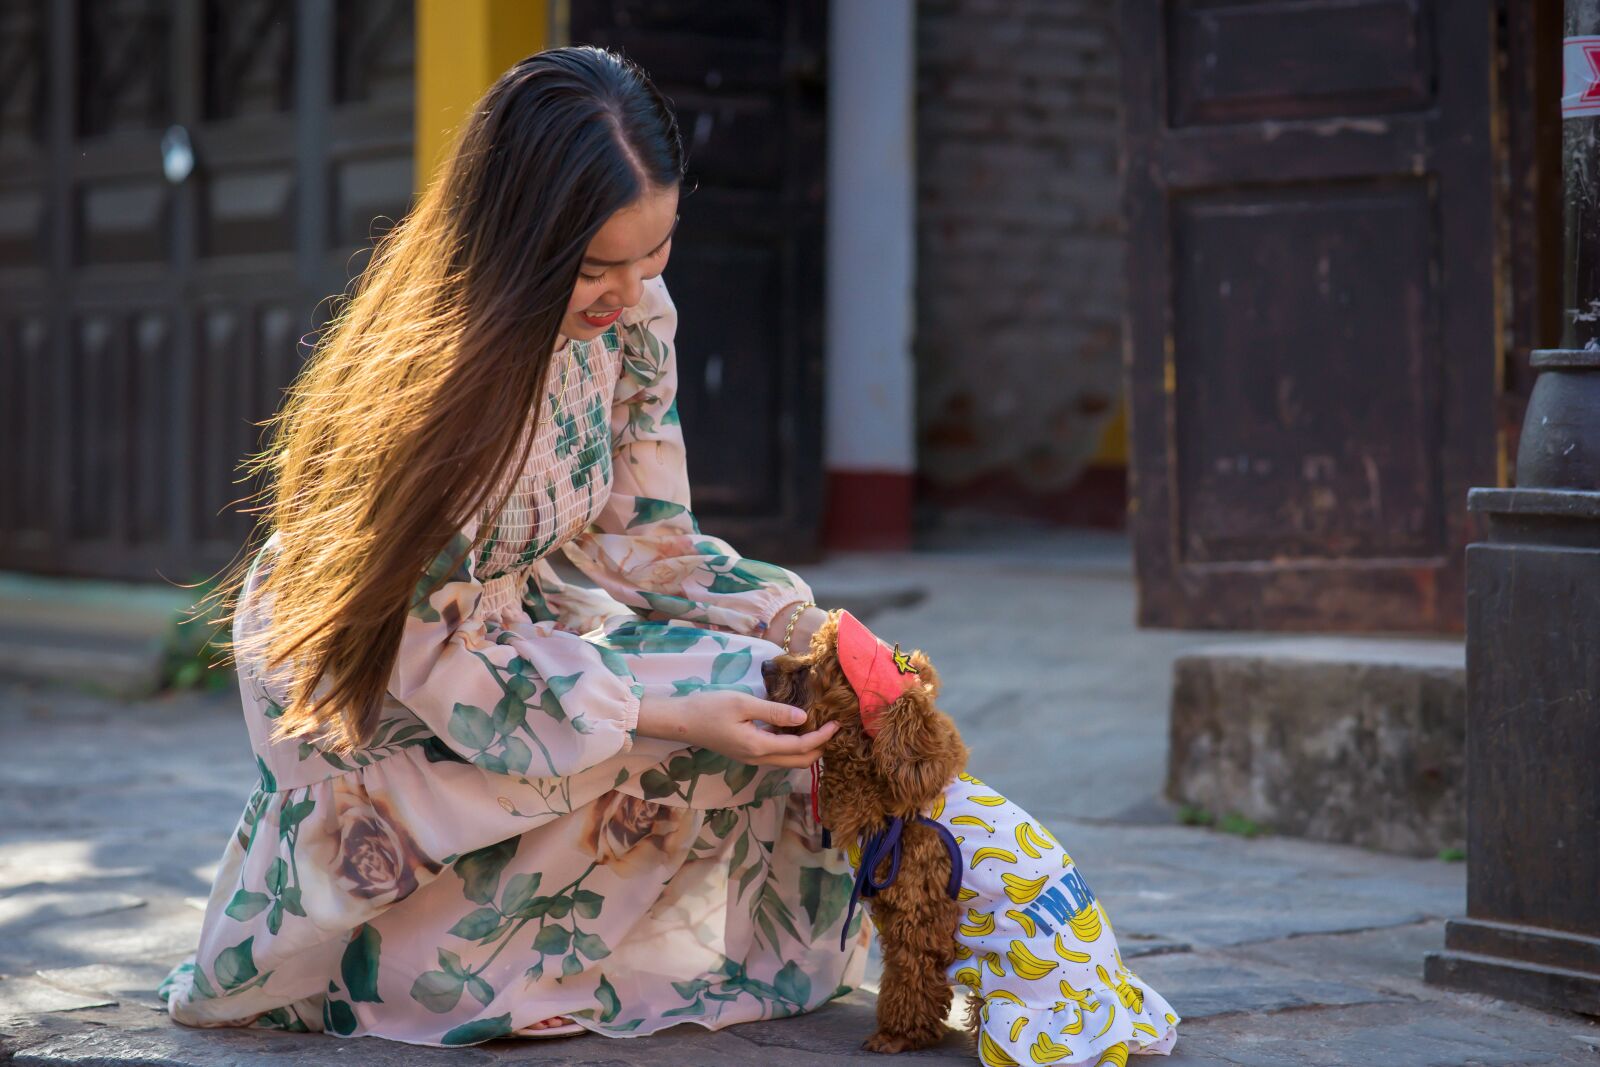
<box><xmin>760</xmin><ymin>660</ymin><xmax>778</xmax><ymax>684</ymax></box>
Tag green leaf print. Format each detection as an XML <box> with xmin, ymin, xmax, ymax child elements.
<box><xmin>573</xmin><ymin>931</ymin><xmax>611</xmax><ymax>960</ymax></box>
<box><xmin>547</xmin><ymin>672</ymin><xmax>581</xmax><ymax>698</ymax></box>
<box><xmin>501</xmin><ymin>735</ymin><xmax>532</xmax><ymax>774</ymax></box>
<box><xmin>412</xmin><ymin>531</ymin><xmax>473</xmax><ymax>621</ymax></box>
<box><xmin>596</xmin><ymin>644</ymin><xmax>630</xmax><ymax>676</ymax></box>
<box><xmin>710</xmin><ymin>648</ymin><xmax>752</xmax><ymax>685</ymax></box>
<box><xmin>465</xmin><ymin>973</ymin><xmax>495</xmax><ymax>1008</ymax></box>
<box><xmin>639</xmin><ymin>769</ymin><xmax>676</xmax><ymax>800</ymax></box>
<box><xmin>449</xmin><ymin>703</ymin><xmax>496</xmax><ymax>750</ymax></box>
<box><xmin>454</xmin><ymin>837</ymin><xmax>519</xmax><ymax>905</ymax></box>
<box><xmin>501</xmin><ymin>871</ymin><xmax>542</xmax><ymax>916</ymax></box>
<box><xmin>490</xmin><ymin>693</ymin><xmax>527</xmax><ymax>734</ymax></box>
<box><xmin>410</xmin><ymin>969</ymin><xmax>464</xmax><ymax>1014</ymax></box>
<box><xmin>279</xmin><ymin>887</ymin><xmax>306</xmax><ymax>917</ymax></box>
<box><xmin>323</xmin><ymin>996</ymin><xmax>358</xmax><ymax>1036</ymax></box>
<box><xmin>774</xmin><ymin>960</ymin><xmax>812</xmax><ymax>1007</ymax></box>
<box><xmin>224</xmin><ymin>890</ymin><xmax>270</xmax><ymax>922</ymax></box>
<box><xmin>572</xmin><ymin>889</ymin><xmax>604</xmax><ymax>919</ymax></box>
<box><xmin>603</xmin><ymin>621</ymin><xmax>704</xmax><ymax>655</ymax></box>
<box><xmin>595</xmin><ymin>974</ymin><xmax>622</xmax><ymax>1022</ymax></box>
<box><xmin>255</xmin><ymin>755</ymin><xmax>276</xmax><ymax>794</ymax></box>
<box><xmin>561</xmin><ymin>953</ymin><xmax>585</xmax><ymax>978</ymax></box>
<box><xmin>441</xmin><ymin>1013</ymin><xmax>511</xmax><ymax>1046</ymax></box>
<box><xmin>264</xmin><ymin>858</ymin><xmax>287</xmax><ymax>895</ymax></box>
<box><xmin>663</xmin><ymin>998</ymin><xmax>707</xmax><ymax>1017</ymax></box>
<box><xmin>279</xmin><ymin>798</ymin><xmax>314</xmax><ymax>837</ymax></box>
<box><xmin>213</xmin><ymin>937</ymin><xmax>258</xmax><ymax>990</ymax></box>
<box><xmin>708</xmin><ymin>807</ymin><xmax>739</xmax><ymax>838</ymax></box>
<box><xmin>341</xmin><ymin>924</ymin><xmax>384</xmax><ymax>1003</ymax></box>
<box><xmin>533</xmin><ymin>925</ymin><xmax>571</xmax><ymax>955</ymax></box>
<box><xmin>627</xmin><ymin>497</ymin><xmax>688</xmax><ymax>528</ymax></box>
<box><xmin>723</xmin><ymin>761</ymin><xmax>758</xmax><ymax>795</ymax></box>
<box><xmin>672</xmin><ymin>978</ymin><xmax>711</xmax><ymax>1000</ymax></box>
<box><xmin>267</xmin><ymin>900</ymin><xmax>284</xmax><ymax>935</ymax></box>
<box><xmin>189</xmin><ymin>962</ymin><xmax>218</xmax><ymax>1001</ymax></box>
<box><xmin>753</xmin><ymin>770</ymin><xmax>794</xmax><ymax>802</ymax></box>
<box><xmin>799</xmin><ymin>867</ymin><xmax>855</xmax><ymax>936</ymax></box>
<box><xmin>447</xmin><ymin>907</ymin><xmax>502</xmax><ymax>941</ymax></box>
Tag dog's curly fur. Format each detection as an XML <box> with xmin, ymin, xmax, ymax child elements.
<box><xmin>763</xmin><ymin>612</ymin><xmax>983</xmax><ymax>1054</ymax></box>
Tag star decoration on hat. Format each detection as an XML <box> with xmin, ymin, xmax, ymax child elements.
<box><xmin>891</xmin><ymin>644</ymin><xmax>920</xmax><ymax>675</ymax></box>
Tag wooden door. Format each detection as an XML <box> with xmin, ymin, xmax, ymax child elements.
<box><xmin>0</xmin><ymin>0</ymin><xmax>414</xmax><ymax>583</ymax></box>
<box><xmin>1120</xmin><ymin>0</ymin><xmax>1499</xmax><ymax>631</ymax></box>
<box><xmin>568</xmin><ymin>2</ymin><xmax>827</xmax><ymax>562</ymax></box>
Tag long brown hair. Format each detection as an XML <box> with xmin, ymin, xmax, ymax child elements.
<box><xmin>199</xmin><ymin>47</ymin><xmax>684</xmax><ymax>755</ymax></box>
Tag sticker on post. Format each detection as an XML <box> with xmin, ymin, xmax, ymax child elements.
<box><xmin>1563</xmin><ymin>36</ymin><xmax>1600</xmax><ymax>117</ymax></box>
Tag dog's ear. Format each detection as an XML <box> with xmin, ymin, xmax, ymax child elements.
<box><xmin>868</xmin><ymin>681</ymin><xmax>967</xmax><ymax>814</ymax></box>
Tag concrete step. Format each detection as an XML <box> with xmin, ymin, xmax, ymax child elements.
<box><xmin>1167</xmin><ymin>637</ymin><xmax>1466</xmax><ymax>858</ymax></box>
<box><xmin>0</xmin><ymin>572</ymin><xmax>195</xmax><ymax>699</ymax></box>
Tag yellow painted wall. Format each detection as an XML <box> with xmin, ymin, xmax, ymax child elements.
<box><xmin>415</xmin><ymin>0</ymin><xmax>553</xmax><ymax>188</ymax></box>
<box><xmin>1092</xmin><ymin>398</ymin><xmax>1129</xmax><ymax>467</ymax></box>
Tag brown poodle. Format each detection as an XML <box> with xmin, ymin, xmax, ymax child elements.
<box><xmin>762</xmin><ymin>610</ymin><xmax>981</xmax><ymax>1054</ymax></box>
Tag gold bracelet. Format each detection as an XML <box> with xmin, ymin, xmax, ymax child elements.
<box><xmin>782</xmin><ymin>600</ymin><xmax>815</xmax><ymax>654</ymax></box>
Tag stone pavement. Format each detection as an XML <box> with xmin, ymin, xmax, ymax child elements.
<box><xmin>2</xmin><ymin>533</ymin><xmax>1598</xmax><ymax>1065</ymax></box>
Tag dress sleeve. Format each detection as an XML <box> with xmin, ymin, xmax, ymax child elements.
<box><xmin>387</xmin><ymin>517</ymin><xmax>643</xmax><ymax>778</ymax></box>
<box><xmin>562</xmin><ymin>274</ymin><xmax>814</xmax><ymax>640</ymax></box>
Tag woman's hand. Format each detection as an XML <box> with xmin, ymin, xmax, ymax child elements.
<box><xmin>635</xmin><ymin>690</ymin><xmax>838</xmax><ymax>768</ymax></box>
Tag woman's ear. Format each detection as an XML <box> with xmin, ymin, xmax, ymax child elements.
<box><xmin>867</xmin><ymin>684</ymin><xmax>968</xmax><ymax>815</ymax></box>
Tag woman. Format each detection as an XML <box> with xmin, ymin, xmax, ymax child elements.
<box><xmin>159</xmin><ymin>46</ymin><xmax>863</xmax><ymax>1046</ymax></box>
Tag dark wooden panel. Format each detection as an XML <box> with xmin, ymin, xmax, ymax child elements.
<box><xmin>0</xmin><ymin>0</ymin><xmax>411</xmax><ymax>581</ymax></box>
<box><xmin>1169</xmin><ymin>0</ymin><xmax>1433</xmax><ymax>126</ymax></box>
<box><xmin>1173</xmin><ymin>180</ymin><xmax>1441</xmax><ymax>564</ymax></box>
<box><xmin>1121</xmin><ymin>0</ymin><xmax>1497</xmax><ymax>632</ymax></box>
<box><xmin>570</xmin><ymin>0</ymin><xmax>827</xmax><ymax>562</ymax></box>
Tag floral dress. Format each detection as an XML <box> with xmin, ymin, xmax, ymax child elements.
<box><xmin>158</xmin><ymin>275</ymin><xmax>870</xmax><ymax>1046</ymax></box>
<box><xmin>845</xmin><ymin>772</ymin><xmax>1179</xmax><ymax>1066</ymax></box>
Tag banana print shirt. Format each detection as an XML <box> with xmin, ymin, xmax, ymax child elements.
<box><xmin>850</xmin><ymin>773</ymin><xmax>1181</xmax><ymax>1066</ymax></box>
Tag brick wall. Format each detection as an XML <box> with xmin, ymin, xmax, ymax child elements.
<box><xmin>914</xmin><ymin>0</ymin><xmax>1124</xmax><ymax>513</ymax></box>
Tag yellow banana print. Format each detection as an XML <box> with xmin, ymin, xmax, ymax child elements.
<box><xmin>847</xmin><ymin>843</ymin><xmax>861</xmax><ymax>868</ymax></box>
<box><xmin>1132</xmin><ymin>1021</ymin><xmax>1159</xmax><ymax>1038</ymax></box>
<box><xmin>952</xmin><ymin>814</ymin><xmax>997</xmax><ymax>832</ymax></box>
<box><xmin>971</xmin><ymin>846</ymin><xmax>1019</xmax><ymax>868</ymax></box>
<box><xmin>983</xmin><ymin>951</ymin><xmax>1006</xmax><ymax>977</ymax></box>
<box><xmin>958</xmin><ymin>884</ymin><xmax>979</xmax><ymax>901</ymax></box>
<box><xmin>1006</xmin><ymin>908</ymin><xmax>1038</xmax><ymax>936</ymax></box>
<box><xmin>1054</xmin><ymin>931</ymin><xmax>1092</xmax><ymax>964</ymax></box>
<box><xmin>1002</xmin><ymin>872</ymin><xmax>1049</xmax><ymax>905</ymax></box>
<box><xmin>1059</xmin><ymin>977</ymin><xmax>1091</xmax><ymax>1003</ymax></box>
<box><xmin>986</xmin><ymin>989</ymin><xmax>1025</xmax><ymax>1008</ymax></box>
<box><xmin>1006</xmin><ymin>939</ymin><xmax>1058</xmax><ymax>981</ymax></box>
<box><xmin>1008</xmin><ymin>1016</ymin><xmax>1029</xmax><ymax>1043</ymax></box>
<box><xmin>970</xmin><ymin>795</ymin><xmax>1008</xmax><ymax>806</ymax></box>
<box><xmin>954</xmin><ymin>943</ymin><xmax>973</xmax><ymax>959</ymax></box>
<box><xmin>1014</xmin><ymin>821</ymin><xmax>1055</xmax><ymax>858</ymax></box>
<box><xmin>959</xmin><ymin>772</ymin><xmax>983</xmax><ymax>785</ymax></box>
<box><xmin>1096</xmin><ymin>1044</ymin><xmax>1129</xmax><ymax>1067</ymax></box>
<box><xmin>979</xmin><ymin>1030</ymin><xmax>1019</xmax><ymax>1067</ymax></box>
<box><xmin>1093</xmin><ymin>1001</ymin><xmax>1117</xmax><ymax>1039</ymax></box>
<box><xmin>929</xmin><ymin>793</ymin><xmax>945</xmax><ymax>820</ymax></box>
<box><xmin>1069</xmin><ymin>903</ymin><xmax>1103</xmax><ymax>942</ymax></box>
<box><xmin>1098</xmin><ymin>963</ymin><xmax>1144</xmax><ymax>1013</ymax></box>
<box><xmin>1060</xmin><ymin>1002</ymin><xmax>1085</xmax><ymax>1034</ymax></box>
<box><xmin>1164</xmin><ymin>1012</ymin><xmax>1178</xmax><ymax>1025</ymax></box>
<box><xmin>1027</xmin><ymin>1031</ymin><xmax>1076</xmax><ymax>1064</ymax></box>
<box><xmin>960</xmin><ymin>908</ymin><xmax>997</xmax><ymax>937</ymax></box>
<box><xmin>955</xmin><ymin>966</ymin><xmax>983</xmax><ymax>989</ymax></box>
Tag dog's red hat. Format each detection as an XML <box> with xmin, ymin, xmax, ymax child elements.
<box><xmin>836</xmin><ymin>610</ymin><xmax>922</xmax><ymax>737</ymax></box>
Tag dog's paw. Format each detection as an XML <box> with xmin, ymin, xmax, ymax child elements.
<box><xmin>861</xmin><ymin>1030</ymin><xmax>921</xmax><ymax>1054</ymax></box>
